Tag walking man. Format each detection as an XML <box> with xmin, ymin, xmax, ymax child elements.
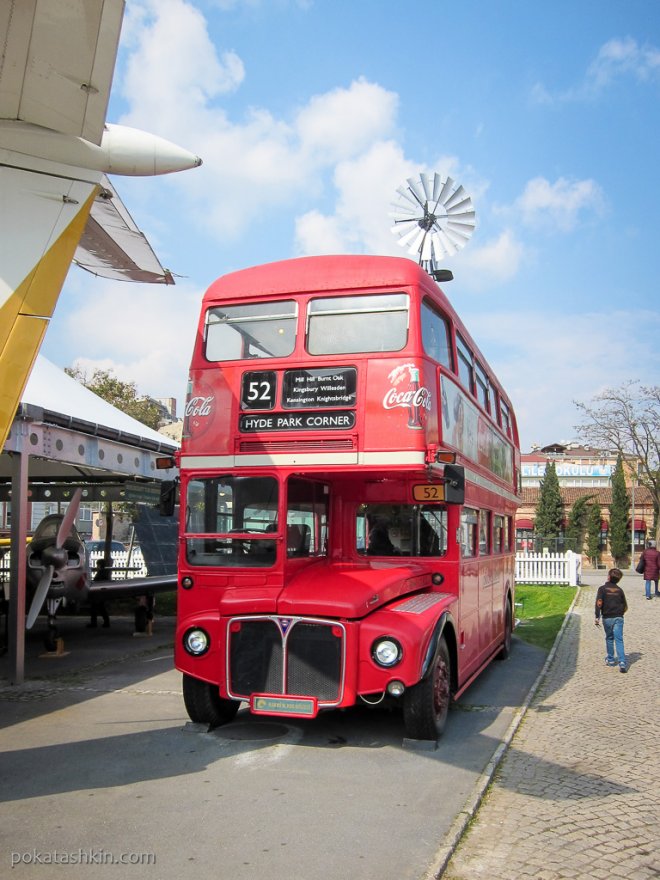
<box><xmin>638</xmin><ymin>539</ymin><xmax>660</xmax><ymax>600</ymax></box>
<box><xmin>595</xmin><ymin>568</ymin><xmax>628</xmax><ymax>673</ymax></box>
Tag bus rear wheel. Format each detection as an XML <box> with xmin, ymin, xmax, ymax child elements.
<box><xmin>403</xmin><ymin>636</ymin><xmax>452</xmax><ymax>741</ymax></box>
<box><xmin>182</xmin><ymin>674</ymin><xmax>240</xmax><ymax>728</ymax></box>
<box><xmin>497</xmin><ymin>600</ymin><xmax>513</xmax><ymax>660</ymax></box>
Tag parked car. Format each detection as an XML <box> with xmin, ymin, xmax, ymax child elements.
<box><xmin>85</xmin><ymin>540</ymin><xmax>126</xmax><ymax>554</ymax></box>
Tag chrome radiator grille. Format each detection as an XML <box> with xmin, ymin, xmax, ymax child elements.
<box><xmin>227</xmin><ymin>616</ymin><xmax>344</xmax><ymax>704</ymax></box>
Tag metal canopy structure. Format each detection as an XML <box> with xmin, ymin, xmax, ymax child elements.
<box><xmin>1</xmin><ymin>356</ymin><xmax>179</xmax><ymax>683</ymax></box>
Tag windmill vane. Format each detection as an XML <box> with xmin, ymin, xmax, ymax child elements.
<box><xmin>390</xmin><ymin>172</ymin><xmax>476</xmax><ymax>279</ymax></box>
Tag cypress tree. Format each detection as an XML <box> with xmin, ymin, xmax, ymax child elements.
<box><xmin>586</xmin><ymin>501</ymin><xmax>603</xmax><ymax>567</ymax></box>
<box><xmin>609</xmin><ymin>454</ymin><xmax>630</xmax><ymax>565</ymax></box>
<box><xmin>565</xmin><ymin>495</ymin><xmax>593</xmax><ymax>553</ymax></box>
<box><xmin>534</xmin><ymin>462</ymin><xmax>564</xmax><ymax>551</ymax></box>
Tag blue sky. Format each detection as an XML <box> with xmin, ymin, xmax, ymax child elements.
<box><xmin>44</xmin><ymin>0</ymin><xmax>660</xmax><ymax>451</ymax></box>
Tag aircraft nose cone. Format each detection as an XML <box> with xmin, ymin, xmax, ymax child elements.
<box><xmin>42</xmin><ymin>546</ymin><xmax>68</xmax><ymax>569</ymax></box>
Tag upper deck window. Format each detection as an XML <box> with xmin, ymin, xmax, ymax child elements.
<box><xmin>456</xmin><ymin>334</ymin><xmax>474</xmax><ymax>392</ymax></box>
<box><xmin>205</xmin><ymin>301</ymin><xmax>297</xmax><ymax>361</ymax></box>
<box><xmin>307</xmin><ymin>293</ymin><xmax>408</xmax><ymax>355</ymax></box>
<box><xmin>475</xmin><ymin>361</ymin><xmax>491</xmax><ymax>413</ymax></box>
<box><xmin>421</xmin><ymin>301</ymin><xmax>453</xmax><ymax>369</ymax></box>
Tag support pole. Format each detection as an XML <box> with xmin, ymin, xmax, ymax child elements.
<box><xmin>8</xmin><ymin>446</ymin><xmax>29</xmax><ymax>684</ymax></box>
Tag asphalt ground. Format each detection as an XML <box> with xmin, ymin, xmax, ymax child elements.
<box><xmin>441</xmin><ymin>570</ymin><xmax>660</xmax><ymax>880</ymax></box>
<box><xmin>0</xmin><ymin>605</ymin><xmax>548</xmax><ymax>880</ymax></box>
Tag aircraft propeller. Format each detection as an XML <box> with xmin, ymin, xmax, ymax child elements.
<box><xmin>26</xmin><ymin>489</ymin><xmax>83</xmax><ymax>629</ymax></box>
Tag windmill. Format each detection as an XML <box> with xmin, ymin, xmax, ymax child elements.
<box><xmin>390</xmin><ymin>172</ymin><xmax>476</xmax><ymax>280</ymax></box>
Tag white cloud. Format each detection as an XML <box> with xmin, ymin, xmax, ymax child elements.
<box><xmin>458</xmin><ymin>230</ymin><xmax>525</xmax><ymax>290</ymax></box>
<box><xmin>532</xmin><ymin>36</ymin><xmax>660</xmax><ymax>104</ymax></box>
<box><xmin>117</xmin><ymin>2</ymin><xmax>400</xmax><ymax>243</ymax></box>
<box><xmin>512</xmin><ymin>176</ymin><xmax>605</xmax><ymax>232</ymax></box>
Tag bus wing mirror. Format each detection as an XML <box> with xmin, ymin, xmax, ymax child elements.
<box><xmin>159</xmin><ymin>479</ymin><xmax>178</xmax><ymax>517</ymax></box>
<box><xmin>444</xmin><ymin>465</ymin><xmax>465</xmax><ymax>505</ymax></box>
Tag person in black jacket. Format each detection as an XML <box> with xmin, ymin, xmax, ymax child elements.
<box><xmin>595</xmin><ymin>568</ymin><xmax>628</xmax><ymax>672</ymax></box>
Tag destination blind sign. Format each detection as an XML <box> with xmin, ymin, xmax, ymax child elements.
<box><xmin>282</xmin><ymin>367</ymin><xmax>356</xmax><ymax>410</ymax></box>
<box><xmin>240</xmin><ymin>410</ymin><xmax>356</xmax><ymax>432</ymax></box>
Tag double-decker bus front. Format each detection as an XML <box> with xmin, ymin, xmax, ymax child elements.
<box><xmin>176</xmin><ymin>255</ymin><xmax>519</xmax><ymax>741</ymax></box>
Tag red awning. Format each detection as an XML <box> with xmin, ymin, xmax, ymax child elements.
<box><xmin>627</xmin><ymin>519</ymin><xmax>646</xmax><ymax>530</ymax></box>
<box><xmin>600</xmin><ymin>520</ymin><xmax>609</xmax><ymax>530</ymax></box>
<box><xmin>516</xmin><ymin>518</ymin><xmax>534</xmax><ymax>529</ymax></box>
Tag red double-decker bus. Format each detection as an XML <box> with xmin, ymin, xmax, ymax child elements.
<box><xmin>173</xmin><ymin>255</ymin><xmax>520</xmax><ymax>740</ymax></box>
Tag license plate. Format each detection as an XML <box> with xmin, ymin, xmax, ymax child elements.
<box><xmin>250</xmin><ymin>694</ymin><xmax>318</xmax><ymax>717</ymax></box>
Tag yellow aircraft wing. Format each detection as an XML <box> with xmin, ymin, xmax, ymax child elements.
<box><xmin>0</xmin><ymin>0</ymin><xmax>200</xmax><ymax>451</ymax></box>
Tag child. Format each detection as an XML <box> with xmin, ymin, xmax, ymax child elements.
<box><xmin>594</xmin><ymin>568</ymin><xmax>628</xmax><ymax>672</ymax></box>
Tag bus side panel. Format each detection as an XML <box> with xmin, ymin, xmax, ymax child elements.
<box><xmin>184</xmin><ymin>367</ymin><xmax>237</xmax><ymax>455</ymax></box>
<box><xmin>361</xmin><ymin>359</ymin><xmax>437</xmax><ymax>453</ymax></box>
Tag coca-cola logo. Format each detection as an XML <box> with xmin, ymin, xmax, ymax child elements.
<box><xmin>185</xmin><ymin>396</ymin><xmax>214</xmax><ymax>417</ymax></box>
<box><xmin>382</xmin><ymin>386</ymin><xmax>432</xmax><ymax>411</ymax></box>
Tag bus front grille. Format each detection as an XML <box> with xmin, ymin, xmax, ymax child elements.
<box><xmin>228</xmin><ymin>617</ymin><xmax>344</xmax><ymax>703</ymax></box>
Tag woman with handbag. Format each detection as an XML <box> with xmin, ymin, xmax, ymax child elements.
<box><xmin>637</xmin><ymin>540</ymin><xmax>660</xmax><ymax>600</ymax></box>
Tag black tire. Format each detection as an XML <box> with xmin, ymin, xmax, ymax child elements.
<box><xmin>182</xmin><ymin>673</ymin><xmax>240</xmax><ymax>728</ymax></box>
<box><xmin>43</xmin><ymin>625</ymin><xmax>58</xmax><ymax>653</ymax></box>
<box><xmin>497</xmin><ymin>600</ymin><xmax>513</xmax><ymax>660</ymax></box>
<box><xmin>403</xmin><ymin>636</ymin><xmax>452</xmax><ymax>741</ymax></box>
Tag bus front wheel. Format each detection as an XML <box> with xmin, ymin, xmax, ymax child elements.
<box><xmin>403</xmin><ymin>636</ymin><xmax>452</xmax><ymax>741</ymax></box>
<box><xmin>182</xmin><ymin>674</ymin><xmax>240</xmax><ymax>728</ymax></box>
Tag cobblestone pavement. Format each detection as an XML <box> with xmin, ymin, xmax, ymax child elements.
<box><xmin>441</xmin><ymin>573</ymin><xmax>660</xmax><ymax>880</ymax></box>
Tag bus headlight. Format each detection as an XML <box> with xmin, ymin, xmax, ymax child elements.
<box><xmin>183</xmin><ymin>628</ymin><xmax>210</xmax><ymax>656</ymax></box>
<box><xmin>371</xmin><ymin>637</ymin><xmax>403</xmax><ymax>668</ymax></box>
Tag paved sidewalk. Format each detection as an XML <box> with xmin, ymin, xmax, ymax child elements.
<box><xmin>440</xmin><ymin>572</ymin><xmax>660</xmax><ymax>880</ymax></box>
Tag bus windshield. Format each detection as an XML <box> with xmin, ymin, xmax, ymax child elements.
<box><xmin>357</xmin><ymin>504</ymin><xmax>448</xmax><ymax>557</ymax></box>
<box><xmin>185</xmin><ymin>475</ymin><xmax>278</xmax><ymax>567</ymax></box>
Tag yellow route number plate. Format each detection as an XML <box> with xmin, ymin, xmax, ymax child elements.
<box><xmin>412</xmin><ymin>484</ymin><xmax>445</xmax><ymax>502</ymax></box>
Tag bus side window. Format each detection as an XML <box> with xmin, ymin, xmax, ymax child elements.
<box><xmin>493</xmin><ymin>514</ymin><xmax>504</xmax><ymax>553</ymax></box>
<box><xmin>461</xmin><ymin>508</ymin><xmax>478</xmax><ymax>557</ymax></box>
<box><xmin>421</xmin><ymin>301</ymin><xmax>453</xmax><ymax>369</ymax></box>
<box><xmin>479</xmin><ymin>511</ymin><xmax>490</xmax><ymax>555</ymax></box>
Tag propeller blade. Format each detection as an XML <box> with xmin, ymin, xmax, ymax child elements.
<box><xmin>26</xmin><ymin>566</ymin><xmax>54</xmax><ymax>629</ymax></box>
<box><xmin>56</xmin><ymin>488</ymin><xmax>83</xmax><ymax>548</ymax></box>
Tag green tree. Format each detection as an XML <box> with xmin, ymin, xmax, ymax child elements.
<box><xmin>534</xmin><ymin>461</ymin><xmax>564</xmax><ymax>550</ymax></box>
<box><xmin>586</xmin><ymin>501</ymin><xmax>603</xmax><ymax>567</ymax></box>
<box><xmin>609</xmin><ymin>453</ymin><xmax>630</xmax><ymax>565</ymax></box>
<box><xmin>565</xmin><ymin>494</ymin><xmax>594</xmax><ymax>554</ymax></box>
<box><xmin>65</xmin><ymin>367</ymin><xmax>161</xmax><ymax>430</ymax></box>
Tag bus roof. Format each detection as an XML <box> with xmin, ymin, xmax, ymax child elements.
<box><xmin>203</xmin><ymin>255</ymin><xmax>432</xmax><ymax>300</ymax></box>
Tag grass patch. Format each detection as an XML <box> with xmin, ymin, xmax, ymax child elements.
<box><xmin>514</xmin><ymin>584</ymin><xmax>576</xmax><ymax>652</ymax></box>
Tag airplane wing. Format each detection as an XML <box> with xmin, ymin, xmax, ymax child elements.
<box><xmin>74</xmin><ymin>176</ymin><xmax>175</xmax><ymax>284</ymax></box>
<box><xmin>0</xmin><ymin>0</ymin><xmax>122</xmax><ymax>143</ymax></box>
<box><xmin>0</xmin><ymin>0</ymin><xmax>200</xmax><ymax>452</ymax></box>
<box><xmin>89</xmin><ymin>575</ymin><xmax>178</xmax><ymax>597</ymax></box>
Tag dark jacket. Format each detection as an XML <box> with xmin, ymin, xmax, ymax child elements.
<box><xmin>640</xmin><ymin>547</ymin><xmax>660</xmax><ymax>579</ymax></box>
<box><xmin>595</xmin><ymin>581</ymin><xmax>628</xmax><ymax>620</ymax></box>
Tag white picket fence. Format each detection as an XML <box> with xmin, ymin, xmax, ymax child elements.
<box><xmin>515</xmin><ymin>551</ymin><xmax>581</xmax><ymax>586</ymax></box>
<box><xmin>88</xmin><ymin>549</ymin><xmax>148</xmax><ymax>580</ymax></box>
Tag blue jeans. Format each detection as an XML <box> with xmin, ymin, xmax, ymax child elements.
<box><xmin>603</xmin><ymin>617</ymin><xmax>626</xmax><ymax>666</ymax></box>
<box><xmin>644</xmin><ymin>579</ymin><xmax>659</xmax><ymax>599</ymax></box>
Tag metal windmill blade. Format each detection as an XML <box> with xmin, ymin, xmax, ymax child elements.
<box><xmin>390</xmin><ymin>172</ymin><xmax>476</xmax><ymax>265</ymax></box>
